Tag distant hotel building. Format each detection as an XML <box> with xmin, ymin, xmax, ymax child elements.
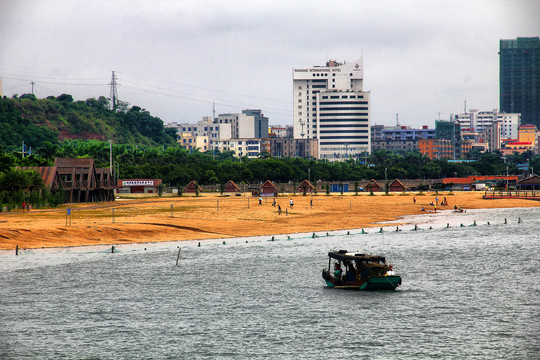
<box><xmin>293</xmin><ymin>58</ymin><xmax>370</xmax><ymax>160</ymax></box>
<box><xmin>500</xmin><ymin>37</ymin><xmax>540</xmax><ymax>128</ymax></box>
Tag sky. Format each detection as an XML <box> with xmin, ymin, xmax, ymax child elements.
<box><xmin>1</xmin><ymin>0</ymin><xmax>539</xmax><ymax>128</ymax></box>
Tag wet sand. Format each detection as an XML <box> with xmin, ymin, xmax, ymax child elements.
<box><xmin>1</xmin><ymin>191</ymin><xmax>538</xmax><ymax>250</ymax></box>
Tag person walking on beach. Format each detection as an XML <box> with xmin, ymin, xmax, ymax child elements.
<box><xmin>413</xmin><ymin>197</ymin><xmax>416</xmax><ymax>204</ymax></box>
<box><xmin>310</xmin><ymin>199</ymin><xmax>313</xmax><ymax>208</ymax></box>
<box><xmin>272</xmin><ymin>198</ymin><xmax>276</xmax><ymax>207</ymax></box>
<box><xmin>278</xmin><ymin>205</ymin><xmax>282</xmax><ymax>215</ymax></box>
<box><xmin>258</xmin><ymin>198</ymin><xmax>262</xmax><ymax>206</ymax></box>
<box><xmin>289</xmin><ymin>198</ymin><xmax>294</xmax><ymax>208</ymax></box>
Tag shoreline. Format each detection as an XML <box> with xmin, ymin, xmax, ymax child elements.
<box><xmin>1</xmin><ymin>192</ymin><xmax>539</xmax><ymax>250</ymax></box>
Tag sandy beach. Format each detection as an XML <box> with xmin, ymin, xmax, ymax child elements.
<box><xmin>1</xmin><ymin>191</ymin><xmax>538</xmax><ymax>250</ymax></box>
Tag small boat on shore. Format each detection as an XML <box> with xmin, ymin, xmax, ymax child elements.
<box><xmin>322</xmin><ymin>250</ymin><xmax>402</xmax><ymax>290</ymax></box>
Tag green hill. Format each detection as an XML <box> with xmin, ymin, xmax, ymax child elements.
<box><xmin>0</xmin><ymin>94</ymin><xmax>177</xmax><ymax>152</ymax></box>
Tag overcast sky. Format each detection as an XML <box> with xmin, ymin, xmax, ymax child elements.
<box><xmin>1</xmin><ymin>0</ymin><xmax>538</xmax><ymax>128</ymax></box>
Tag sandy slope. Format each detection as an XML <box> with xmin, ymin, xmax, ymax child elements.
<box><xmin>1</xmin><ymin>192</ymin><xmax>538</xmax><ymax>250</ymax></box>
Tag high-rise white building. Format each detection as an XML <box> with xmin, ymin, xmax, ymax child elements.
<box><xmin>455</xmin><ymin>109</ymin><xmax>520</xmax><ymax>139</ymax></box>
<box><xmin>293</xmin><ymin>58</ymin><xmax>370</xmax><ymax>160</ymax></box>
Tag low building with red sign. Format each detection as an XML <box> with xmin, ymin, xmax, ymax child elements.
<box><xmin>117</xmin><ymin>179</ymin><xmax>162</xmax><ymax>194</ymax></box>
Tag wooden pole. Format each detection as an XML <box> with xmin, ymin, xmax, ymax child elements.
<box><xmin>176</xmin><ymin>247</ymin><xmax>181</xmax><ymax>266</ymax></box>
<box><xmin>217</xmin><ymin>199</ymin><xmax>219</xmax><ymax>213</ymax></box>
<box><xmin>15</xmin><ymin>245</ymin><xmax>18</xmax><ymax>256</ymax></box>
<box><xmin>112</xmin><ymin>208</ymin><xmax>115</xmax><ymax>223</ymax></box>
<box><xmin>171</xmin><ymin>204</ymin><xmax>173</xmax><ymax>218</ymax></box>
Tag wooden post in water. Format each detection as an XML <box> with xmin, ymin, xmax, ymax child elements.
<box><xmin>176</xmin><ymin>247</ymin><xmax>181</xmax><ymax>266</ymax></box>
<box><xmin>15</xmin><ymin>245</ymin><xmax>19</xmax><ymax>256</ymax></box>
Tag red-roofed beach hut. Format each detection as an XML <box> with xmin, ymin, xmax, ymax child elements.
<box><xmin>260</xmin><ymin>180</ymin><xmax>278</xmax><ymax>196</ymax></box>
<box><xmin>364</xmin><ymin>179</ymin><xmax>381</xmax><ymax>192</ymax></box>
<box><xmin>224</xmin><ymin>180</ymin><xmax>241</xmax><ymax>193</ymax></box>
<box><xmin>184</xmin><ymin>180</ymin><xmax>203</xmax><ymax>193</ymax></box>
<box><xmin>297</xmin><ymin>180</ymin><xmax>315</xmax><ymax>194</ymax></box>
<box><xmin>388</xmin><ymin>179</ymin><xmax>406</xmax><ymax>192</ymax></box>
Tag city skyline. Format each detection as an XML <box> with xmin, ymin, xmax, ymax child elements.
<box><xmin>1</xmin><ymin>0</ymin><xmax>538</xmax><ymax>127</ymax></box>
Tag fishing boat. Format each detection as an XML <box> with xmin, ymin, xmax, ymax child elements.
<box><xmin>322</xmin><ymin>250</ymin><xmax>402</xmax><ymax>290</ymax></box>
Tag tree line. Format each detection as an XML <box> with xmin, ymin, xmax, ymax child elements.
<box><xmin>1</xmin><ymin>140</ymin><xmax>538</xmax><ymax>193</ymax></box>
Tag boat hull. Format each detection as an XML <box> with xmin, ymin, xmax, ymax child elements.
<box><xmin>323</xmin><ymin>270</ymin><xmax>401</xmax><ymax>290</ymax></box>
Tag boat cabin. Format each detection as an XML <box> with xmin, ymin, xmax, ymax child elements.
<box><xmin>327</xmin><ymin>250</ymin><xmax>389</xmax><ymax>281</ymax></box>
<box><xmin>322</xmin><ymin>249</ymin><xmax>401</xmax><ymax>290</ymax></box>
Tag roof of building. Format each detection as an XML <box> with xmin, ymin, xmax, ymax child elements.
<box><xmin>224</xmin><ymin>180</ymin><xmax>241</xmax><ymax>192</ymax></box>
<box><xmin>443</xmin><ymin>175</ymin><xmax>518</xmax><ymax>184</ymax></box>
<box><xmin>54</xmin><ymin>157</ymin><xmax>95</xmax><ymax>168</ymax></box>
<box><xmin>260</xmin><ymin>180</ymin><xmax>277</xmax><ymax>190</ymax></box>
<box><xmin>389</xmin><ymin>179</ymin><xmax>406</xmax><ymax>189</ymax></box>
<box><xmin>297</xmin><ymin>180</ymin><xmax>315</xmax><ymax>190</ymax></box>
<box><xmin>364</xmin><ymin>179</ymin><xmax>382</xmax><ymax>189</ymax></box>
<box><xmin>516</xmin><ymin>175</ymin><xmax>540</xmax><ymax>185</ymax></box>
<box><xmin>18</xmin><ymin>166</ymin><xmax>59</xmax><ymax>189</ymax></box>
<box><xmin>507</xmin><ymin>142</ymin><xmax>533</xmax><ymax>145</ymax></box>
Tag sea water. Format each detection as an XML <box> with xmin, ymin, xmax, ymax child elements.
<box><xmin>1</xmin><ymin>207</ymin><xmax>539</xmax><ymax>359</ymax></box>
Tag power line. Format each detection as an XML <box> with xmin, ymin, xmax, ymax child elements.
<box><xmin>1</xmin><ymin>70</ymin><xmax>293</xmax><ymax>117</ymax></box>
<box><xmin>120</xmin><ymin>83</ymin><xmax>291</xmax><ymax>117</ymax></box>
<box><xmin>117</xmin><ymin>71</ymin><xmax>292</xmax><ymax>104</ymax></box>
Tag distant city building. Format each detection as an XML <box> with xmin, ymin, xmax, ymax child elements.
<box><xmin>455</xmin><ymin>109</ymin><xmax>520</xmax><ymax>139</ymax></box>
<box><xmin>371</xmin><ymin>125</ymin><xmax>434</xmax><ymax>152</ymax></box>
<box><xmin>500</xmin><ymin>37</ymin><xmax>540</xmax><ymax>128</ymax></box>
<box><xmin>212</xmin><ymin>138</ymin><xmax>262</xmax><ymax>158</ymax></box>
<box><xmin>501</xmin><ymin>124</ymin><xmax>538</xmax><ymax>155</ymax></box>
<box><xmin>267</xmin><ymin>138</ymin><xmax>318</xmax><ymax>158</ymax></box>
<box><xmin>241</xmin><ymin>109</ymin><xmax>269</xmax><ymax>139</ymax></box>
<box><xmin>166</xmin><ymin>109</ymin><xmax>269</xmax><ymax>152</ymax></box>
<box><xmin>418</xmin><ymin>139</ymin><xmax>454</xmax><ymax>159</ymax></box>
<box><xmin>166</xmin><ymin>116</ymin><xmax>221</xmax><ymax>141</ymax></box>
<box><xmin>178</xmin><ymin>133</ymin><xmax>209</xmax><ymax>152</ymax></box>
<box><xmin>269</xmin><ymin>125</ymin><xmax>292</xmax><ymax>138</ymax></box>
<box><xmin>435</xmin><ymin>120</ymin><xmax>461</xmax><ymax>159</ymax></box>
<box><xmin>293</xmin><ymin>58</ymin><xmax>370</xmax><ymax>160</ymax></box>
